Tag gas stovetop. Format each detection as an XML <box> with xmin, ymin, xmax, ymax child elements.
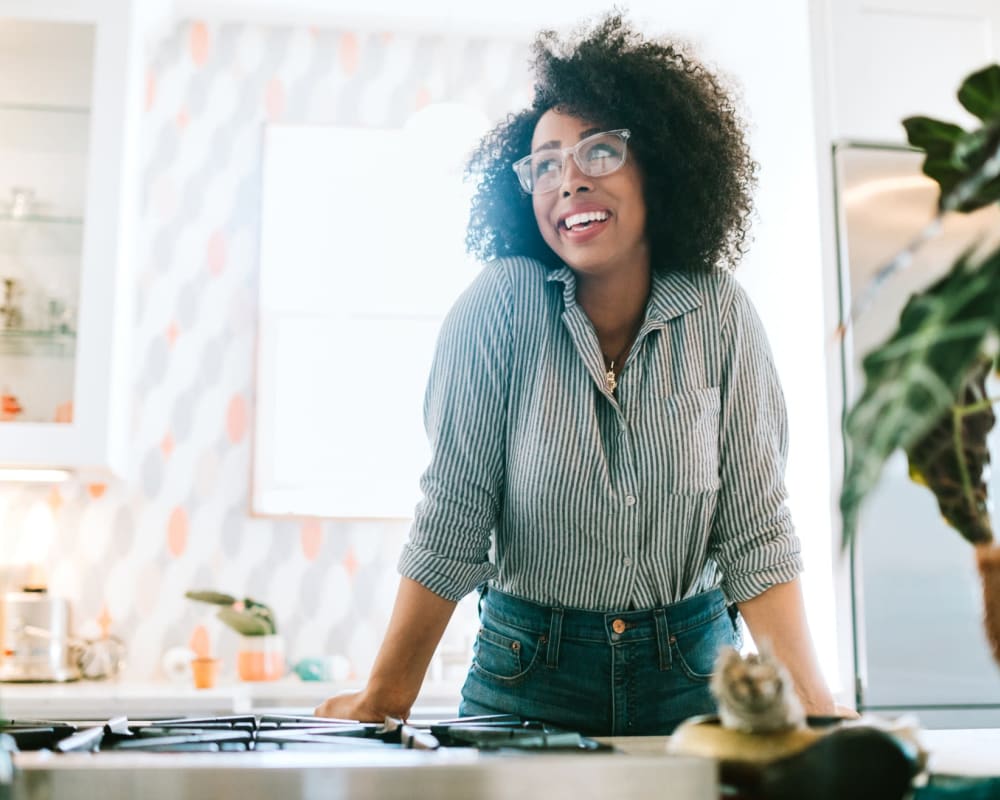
<box><xmin>0</xmin><ymin>713</ymin><xmax>606</xmax><ymax>754</ymax></box>
<box><xmin>0</xmin><ymin>714</ymin><xmax>717</xmax><ymax>800</ymax></box>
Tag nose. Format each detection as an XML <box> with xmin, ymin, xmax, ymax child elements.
<box><xmin>559</xmin><ymin>155</ymin><xmax>592</xmax><ymax>197</ymax></box>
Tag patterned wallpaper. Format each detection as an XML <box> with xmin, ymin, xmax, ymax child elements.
<box><xmin>0</xmin><ymin>21</ymin><xmax>530</xmax><ymax>682</ymax></box>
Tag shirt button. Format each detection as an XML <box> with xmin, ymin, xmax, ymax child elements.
<box><xmin>612</xmin><ymin>619</ymin><xmax>627</xmax><ymax>634</ymax></box>
<box><xmin>622</xmin><ymin>557</ymin><xmax>633</xmax><ymax>567</ymax></box>
<box><xmin>625</xmin><ymin>495</ymin><xmax>636</xmax><ymax>506</ymax></box>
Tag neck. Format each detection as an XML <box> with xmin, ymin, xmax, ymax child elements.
<box><xmin>575</xmin><ymin>264</ymin><xmax>651</xmax><ymax>358</ymax></box>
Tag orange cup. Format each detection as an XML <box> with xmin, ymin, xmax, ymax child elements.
<box><xmin>191</xmin><ymin>657</ymin><xmax>221</xmax><ymax>689</ymax></box>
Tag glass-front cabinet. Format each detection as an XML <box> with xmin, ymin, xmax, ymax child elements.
<box><xmin>0</xmin><ymin>2</ymin><xmax>142</xmax><ymax>476</ymax></box>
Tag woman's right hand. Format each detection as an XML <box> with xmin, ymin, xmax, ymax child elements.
<box><xmin>313</xmin><ymin>688</ymin><xmax>408</xmax><ymax>722</ymax></box>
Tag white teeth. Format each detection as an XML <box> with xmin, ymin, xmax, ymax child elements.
<box><xmin>564</xmin><ymin>210</ymin><xmax>609</xmax><ymax>230</ymax></box>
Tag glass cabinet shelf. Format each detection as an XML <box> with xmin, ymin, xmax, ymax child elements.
<box><xmin>0</xmin><ymin>329</ymin><xmax>76</xmax><ymax>358</ymax></box>
<box><xmin>0</xmin><ymin>102</ymin><xmax>89</xmax><ymax>116</ymax></box>
<box><xmin>0</xmin><ymin>213</ymin><xmax>83</xmax><ymax>225</ymax></box>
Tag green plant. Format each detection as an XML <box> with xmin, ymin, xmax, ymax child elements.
<box><xmin>185</xmin><ymin>590</ymin><xmax>278</xmax><ymax>636</ymax></box>
<box><xmin>840</xmin><ymin>64</ymin><xmax>1000</xmax><ymax>548</ymax></box>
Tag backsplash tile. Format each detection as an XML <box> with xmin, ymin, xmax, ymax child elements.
<box><xmin>0</xmin><ymin>19</ymin><xmax>527</xmax><ymax>683</ymax></box>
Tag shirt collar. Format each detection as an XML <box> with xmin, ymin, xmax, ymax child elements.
<box><xmin>545</xmin><ymin>264</ymin><xmax>703</xmax><ymax>325</ymax></box>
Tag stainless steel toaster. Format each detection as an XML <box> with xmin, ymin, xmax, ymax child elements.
<box><xmin>0</xmin><ymin>589</ymin><xmax>80</xmax><ymax>682</ymax></box>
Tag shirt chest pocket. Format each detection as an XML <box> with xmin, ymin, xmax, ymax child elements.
<box><xmin>660</xmin><ymin>386</ymin><xmax>721</xmax><ymax>494</ymax></box>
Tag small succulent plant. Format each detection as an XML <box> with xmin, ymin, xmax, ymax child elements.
<box><xmin>185</xmin><ymin>590</ymin><xmax>278</xmax><ymax>636</ymax></box>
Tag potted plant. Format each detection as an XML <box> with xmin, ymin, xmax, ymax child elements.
<box><xmin>185</xmin><ymin>590</ymin><xmax>285</xmax><ymax>681</ymax></box>
<box><xmin>840</xmin><ymin>64</ymin><xmax>1000</xmax><ymax>665</ymax></box>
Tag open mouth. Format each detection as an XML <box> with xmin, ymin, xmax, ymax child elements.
<box><xmin>559</xmin><ymin>209</ymin><xmax>611</xmax><ymax>232</ymax></box>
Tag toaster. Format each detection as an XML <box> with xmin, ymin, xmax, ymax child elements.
<box><xmin>0</xmin><ymin>589</ymin><xmax>80</xmax><ymax>682</ymax></box>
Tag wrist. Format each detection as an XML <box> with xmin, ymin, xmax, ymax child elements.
<box><xmin>363</xmin><ymin>680</ymin><xmax>417</xmax><ymax>718</ymax></box>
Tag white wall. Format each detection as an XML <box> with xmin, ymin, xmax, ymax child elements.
<box><xmin>167</xmin><ymin>0</ymin><xmax>844</xmax><ymax>692</ymax></box>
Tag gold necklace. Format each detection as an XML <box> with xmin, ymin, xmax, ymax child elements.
<box><xmin>603</xmin><ymin>342</ymin><xmax>632</xmax><ymax>393</ymax></box>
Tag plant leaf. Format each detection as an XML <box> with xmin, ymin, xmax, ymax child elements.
<box><xmin>841</xmin><ymin>243</ymin><xmax>1000</xmax><ymax>548</ymax></box>
<box><xmin>904</xmin><ymin>115</ymin><xmax>1000</xmax><ymax>213</ymax></box>
<box><xmin>903</xmin><ymin>116</ymin><xmax>965</xmax><ymax>158</ymax></box>
<box><xmin>217</xmin><ymin>607</ymin><xmax>273</xmax><ymax>636</ymax></box>
<box><xmin>185</xmin><ymin>590</ymin><xmax>238</xmax><ymax>606</ymax></box>
<box><xmin>957</xmin><ymin>63</ymin><xmax>1000</xmax><ymax>123</ymax></box>
<box><xmin>905</xmin><ymin>358</ymin><xmax>996</xmax><ymax>544</ymax></box>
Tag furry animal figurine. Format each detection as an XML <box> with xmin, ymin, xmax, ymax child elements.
<box><xmin>710</xmin><ymin>644</ymin><xmax>806</xmax><ymax>734</ymax></box>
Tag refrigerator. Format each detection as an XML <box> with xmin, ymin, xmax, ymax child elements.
<box><xmin>834</xmin><ymin>142</ymin><xmax>1000</xmax><ymax>729</ymax></box>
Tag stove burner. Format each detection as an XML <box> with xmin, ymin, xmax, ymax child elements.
<box><xmin>0</xmin><ymin>714</ymin><xmax>608</xmax><ymax>754</ymax></box>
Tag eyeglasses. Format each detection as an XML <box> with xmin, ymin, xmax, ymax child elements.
<box><xmin>512</xmin><ymin>129</ymin><xmax>631</xmax><ymax>195</ymax></box>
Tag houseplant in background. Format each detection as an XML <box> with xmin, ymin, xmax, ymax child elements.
<box><xmin>185</xmin><ymin>590</ymin><xmax>285</xmax><ymax>681</ymax></box>
<box><xmin>840</xmin><ymin>63</ymin><xmax>1000</xmax><ymax>666</ymax></box>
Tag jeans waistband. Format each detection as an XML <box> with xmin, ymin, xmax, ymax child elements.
<box><xmin>480</xmin><ymin>586</ymin><xmax>728</xmax><ymax>645</ymax></box>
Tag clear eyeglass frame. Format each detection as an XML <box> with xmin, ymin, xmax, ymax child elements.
<box><xmin>511</xmin><ymin>129</ymin><xmax>632</xmax><ymax>195</ymax></box>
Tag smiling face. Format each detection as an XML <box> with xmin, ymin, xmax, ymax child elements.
<box><xmin>529</xmin><ymin>109</ymin><xmax>649</xmax><ymax>279</ymax></box>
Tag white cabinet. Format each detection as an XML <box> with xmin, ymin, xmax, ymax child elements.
<box><xmin>819</xmin><ymin>0</ymin><xmax>1000</xmax><ymax>142</ymax></box>
<box><xmin>0</xmin><ymin>0</ymin><xmax>144</xmax><ymax>477</ymax></box>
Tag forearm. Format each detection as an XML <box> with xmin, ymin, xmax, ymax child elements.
<box><xmin>364</xmin><ymin>576</ymin><xmax>458</xmax><ymax>715</ymax></box>
<box><xmin>737</xmin><ymin>577</ymin><xmax>834</xmax><ymax>715</ymax></box>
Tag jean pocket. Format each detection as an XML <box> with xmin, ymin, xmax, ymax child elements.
<box><xmin>672</xmin><ymin>609</ymin><xmax>732</xmax><ymax>682</ymax></box>
<box><xmin>471</xmin><ymin>620</ymin><xmax>543</xmax><ymax>685</ymax></box>
<box><xmin>662</xmin><ymin>386</ymin><xmax>721</xmax><ymax>493</ymax></box>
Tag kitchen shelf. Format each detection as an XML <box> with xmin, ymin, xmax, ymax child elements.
<box><xmin>0</xmin><ymin>102</ymin><xmax>89</xmax><ymax>116</ymax></box>
<box><xmin>0</xmin><ymin>329</ymin><xmax>76</xmax><ymax>358</ymax></box>
<box><xmin>0</xmin><ymin>213</ymin><xmax>83</xmax><ymax>226</ymax></box>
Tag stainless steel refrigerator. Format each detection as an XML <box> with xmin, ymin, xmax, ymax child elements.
<box><xmin>834</xmin><ymin>142</ymin><xmax>1000</xmax><ymax>729</ymax></box>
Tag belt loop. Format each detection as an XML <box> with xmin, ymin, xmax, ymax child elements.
<box><xmin>653</xmin><ymin>608</ymin><xmax>672</xmax><ymax>671</ymax></box>
<box><xmin>546</xmin><ymin>608</ymin><xmax>563</xmax><ymax>668</ymax></box>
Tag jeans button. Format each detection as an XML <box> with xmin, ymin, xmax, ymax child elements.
<box><xmin>612</xmin><ymin>619</ymin><xmax>627</xmax><ymax>634</ymax></box>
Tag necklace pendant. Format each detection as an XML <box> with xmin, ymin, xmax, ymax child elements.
<box><xmin>605</xmin><ymin>366</ymin><xmax>617</xmax><ymax>393</ymax></box>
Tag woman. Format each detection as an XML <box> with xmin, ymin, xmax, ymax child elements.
<box><xmin>316</xmin><ymin>15</ymin><xmax>836</xmax><ymax>734</ymax></box>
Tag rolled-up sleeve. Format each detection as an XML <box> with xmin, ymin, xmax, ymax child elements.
<box><xmin>397</xmin><ymin>261</ymin><xmax>512</xmax><ymax>602</ymax></box>
<box><xmin>709</xmin><ymin>279</ymin><xmax>803</xmax><ymax>603</ymax></box>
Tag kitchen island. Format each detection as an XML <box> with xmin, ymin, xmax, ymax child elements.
<box><xmin>2</xmin><ymin>681</ymin><xmax>998</xmax><ymax>800</ymax></box>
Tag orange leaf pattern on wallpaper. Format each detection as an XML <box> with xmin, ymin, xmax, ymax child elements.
<box><xmin>166</xmin><ymin>321</ymin><xmax>180</xmax><ymax>347</ymax></box>
<box><xmin>265</xmin><ymin>77</ymin><xmax>285</xmax><ymax>122</ymax></box>
<box><xmin>161</xmin><ymin>432</ymin><xmax>175</xmax><ymax>459</ymax></box>
<box><xmin>87</xmin><ymin>484</ymin><xmax>107</xmax><ymax>500</ymax></box>
<box><xmin>190</xmin><ymin>625</ymin><xmax>211</xmax><ymax>659</ymax></box>
<box><xmin>300</xmin><ymin>520</ymin><xmax>322</xmax><ymax>562</ymax></box>
<box><xmin>342</xmin><ymin>547</ymin><xmax>359</xmax><ymax>578</ymax></box>
<box><xmin>168</xmin><ymin>507</ymin><xmax>188</xmax><ymax>557</ymax></box>
<box><xmin>226</xmin><ymin>394</ymin><xmax>247</xmax><ymax>444</ymax></box>
<box><xmin>207</xmin><ymin>230</ymin><xmax>226</xmax><ymax>276</ymax></box>
<box><xmin>190</xmin><ymin>22</ymin><xmax>210</xmax><ymax>67</ymax></box>
<box><xmin>145</xmin><ymin>70</ymin><xmax>157</xmax><ymax>112</ymax></box>
<box><xmin>339</xmin><ymin>32</ymin><xmax>360</xmax><ymax>74</ymax></box>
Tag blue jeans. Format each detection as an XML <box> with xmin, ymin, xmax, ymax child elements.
<box><xmin>458</xmin><ymin>586</ymin><xmax>739</xmax><ymax>736</ymax></box>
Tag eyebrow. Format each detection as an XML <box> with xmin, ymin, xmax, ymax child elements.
<box><xmin>532</xmin><ymin>127</ymin><xmax>604</xmax><ymax>153</ymax></box>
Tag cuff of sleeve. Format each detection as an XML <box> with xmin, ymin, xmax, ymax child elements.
<box><xmin>398</xmin><ymin>543</ymin><xmax>498</xmax><ymax>603</ymax></box>
<box><xmin>721</xmin><ymin>556</ymin><xmax>803</xmax><ymax>605</ymax></box>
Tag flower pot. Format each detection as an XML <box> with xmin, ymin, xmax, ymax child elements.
<box><xmin>191</xmin><ymin>657</ymin><xmax>221</xmax><ymax>689</ymax></box>
<box><xmin>976</xmin><ymin>544</ymin><xmax>1000</xmax><ymax>667</ymax></box>
<box><xmin>236</xmin><ymin>634</ymin><xmax>284</xmax><ymax>681</ymax></box>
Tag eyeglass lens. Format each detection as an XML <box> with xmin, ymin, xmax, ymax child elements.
<box><xmin>518</xmin><ymin>131</ymin><xmax>628</xmax><ymax>194</ymax></box>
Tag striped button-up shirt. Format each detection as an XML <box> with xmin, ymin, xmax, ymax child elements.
<box><xmin>398</xmin><ymin>256</ymin><xmax>802</xmax><ymax>609</ymax></box>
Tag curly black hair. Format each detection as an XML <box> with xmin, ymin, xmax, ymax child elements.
<box><xmin>465</xmin><ymin>14</ymin><xmax>758</xmax><ymax>274</ymax></box>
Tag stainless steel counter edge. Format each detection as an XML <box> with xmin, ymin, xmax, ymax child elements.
<box><xmin>9</xmin><ymin>748</ymin><xmax>717</xmax><ymax>800</ymax></box>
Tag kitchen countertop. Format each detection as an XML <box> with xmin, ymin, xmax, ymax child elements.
<box><xmin>0</xmin><ymin>678</ymin><xmax>463</xmax><ymax>720</ymax></box>
<box><xmin>8</xmin><ymin>736</ymin><xmax>715</xmax><ymax>800</ymax></box>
